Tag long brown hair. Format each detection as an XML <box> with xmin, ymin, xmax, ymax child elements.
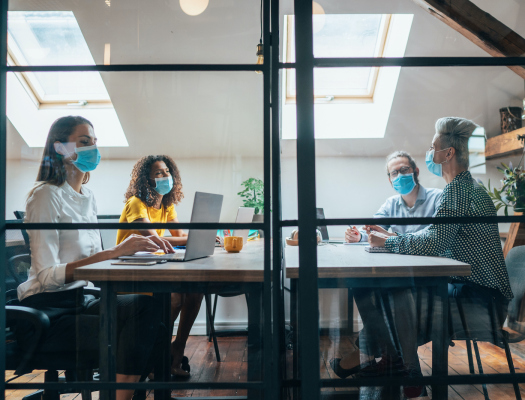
<box><xmin>124</xmin><ymin>155</ymin><xmax>184</xmax><ymax>208</ymax></box>
<box><xmin>36</xmin><ymin>116</ymin><xmax>94</xmax><ymax>186</ymax></box>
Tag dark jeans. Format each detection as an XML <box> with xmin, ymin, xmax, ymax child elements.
<box><xmin>19</xmin><ymin>288</ymin><xmax>165</xmax><ymax>376</ymax></box>
<box><xmin>354</xmin><ymin>282</ymin><xmax>509</xmax><ymax>370</ymax></box>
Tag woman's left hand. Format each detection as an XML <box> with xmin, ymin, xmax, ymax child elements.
<box><xmin>368</xmin><ymin>231</ymin><xmax>389</xmax><ymax>247</ymax></box>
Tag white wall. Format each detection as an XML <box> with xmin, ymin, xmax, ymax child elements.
<box><xmin>7</xmin><ymin>157</ymin><xmax>264</xmax><ymax>334</ymax></box>
<box><xmin>9</xmin><ymin>152</ymin><xmax>521</xmax><ymax>332</ymax></box>
<box><xmin>280</xmin><ymin>154</ymin><xmax>521</xmax><ymax>329</ymax></box>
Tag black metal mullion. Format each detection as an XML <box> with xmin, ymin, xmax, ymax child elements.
<box><xmin>8</xmin><ymin>64</ymin><xmax>262</xmax><ymax>72</ymax></box>
<box><xmin>262</xmin><ymin>0</ymin><xmax>272</xmax><ymax>397</ymax></box>
<box><xmin>294</xmin><ymin>1</ymin><xmax>320</xmax><ymax>400</ymax></box>
<box><xmin>0</xmin><ymin>1</ymin><xmax>7</xmax><ymax>399</ymax></box>
<box><xmin>278</xmin><ymin>214</ymin><xmax>525</xmax><ymax>227</ymax></box>
<box><xmin>270</xmin><ymin>0</ymin><xmax>284</xmax><ymax>397</ymax></box>
<box><xmin>8</xmin><ymin>222</ymin><xmax>265</xmax><ymax>230</ymax></box>
<box><xmin>280</xmin><ymin>56</ymin><xmax>525</xmax><ymax>69</ymax></box>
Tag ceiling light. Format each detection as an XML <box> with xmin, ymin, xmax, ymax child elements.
<box><xmin>180</xmin><ymin>0</ymin><xmax>209</xmax><ymax>16</ymax></box>
<box><xmin>255</xmin><ymin>43</ymin><xmax>263</xmax><ymax>74</ymax></box>
<box><xmin>255</xmin><ymin>0</ymin><xmax>263</xmax><ymax>74</ymax></box>
<box><xmin>312</xmin><ymin>1</ymin><xmax>326</xmax><ymax>34</ymax></box>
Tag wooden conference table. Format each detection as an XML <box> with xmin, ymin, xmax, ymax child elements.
<box><xmin>285</xmin><ymin>243</ymin><xmax>471</xmax><ymax>400</ymax></box>
<box><xmin>74</xmin><ymin>240</ymin><xmax>265</xmax><ymax>400</ymax></box>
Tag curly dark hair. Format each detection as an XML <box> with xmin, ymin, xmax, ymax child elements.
<box><xmin>124</xmin><ymin>155</ymin><xmax>183</xmax><ymax>208</ymax></box>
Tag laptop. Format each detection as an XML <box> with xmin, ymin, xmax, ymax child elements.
<box><xmin>119</xmin><ymin>191</ymin><xmax>223</xmax><ymax>262</ymax></box>
<box><xmin>317</xmin><ymin>208</ymin><xmax>344</xmax><ymax>244</ymax></box>
<box><xmin>232</xmin><ymin>207</ymin><xmax>255</xmax><ymax>244</ymax></box>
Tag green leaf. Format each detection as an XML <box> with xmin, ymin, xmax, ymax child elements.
<box><xmin>504</xmin><ymin>206</ymin><xmax>509</xmax><ymax>216</ymax></box>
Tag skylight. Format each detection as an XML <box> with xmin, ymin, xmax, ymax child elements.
<box><xmin>8</xmin><ymin>11</ymin><xmax>110</xmax><ymax>103</ymax></box>
<box><xmin>281</xmin><ymin>14</ymin><xmax>413</xmax><ymax>139</ymax></box>
<box><xmin>286</xmin><ymin>14</ymin><xmax>390</xmax><ymax>102</ymax></box>
<box><xmin>7</xmin><ymin>11</ymin><xmax>128</xmax><ymax>147</ymax></box>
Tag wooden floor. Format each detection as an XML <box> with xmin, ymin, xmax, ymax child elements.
<box><xmin>6</xmin><ymin>335</ymin><xmax>525</xmax><ymax>399</ymax></box>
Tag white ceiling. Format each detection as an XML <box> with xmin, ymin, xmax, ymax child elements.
<box><xmin>7</xmin><ymin>0</ymin><xmax>525</xmax><ymax>160</ymax></box>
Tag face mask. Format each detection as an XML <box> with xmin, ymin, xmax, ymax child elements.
<box><xmin>425</xmin><ymin>148</ymin><xmax>449</xmax><ymax>177</ymax></box>
<box><xmin>153</xmin><ymin>176</ymin><xmax>173</xmax><ymax>195</ymax></box>
<box><xmin>55</xmin><ymin>143</ymin><xmax>101</xmax><ymax>173</ymax></box>
<box><xmin>72</xmin><ymin>145</ymin><xmax>101</xmax><ymax>172</ymax></box>
<box><xmin>392</xmin><ymin>173</ymin><xmax>416</xmax><ymax>195</ymax></box>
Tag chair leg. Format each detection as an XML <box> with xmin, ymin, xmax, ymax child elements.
<box><xmin>502</xmin><ymin>335</ymin><xmax>522</xmax><ymax>400</ymax></box>
<box><xmin>42</xmin><ymin>371</ymin><xmax>59</xmax><ymax>400</ymax></box>
<box><xmin>205</xmin><ymin>294</ymin><xmax>221</xmax><ymax>362</ymax></box>
<box><xmin>22</xmin><ymin>390</ymin><xmax>43</xmax><ymax>400</ymax></box>
<box><xmin>465</xmin><ymin>339</ymin><xmax>475</xmax><ymax>374</ymax></box>
<box><xmin>209</xmin><ymin>294</ymin><xmax>219</xmax><ymax>342</ymax></box>
<box><xmin>205</xmin><ymin>294</ymin><xmax>213</xmax><ymax>342</ymax></box>
<box><xmin>78</xmin><ymin>369</ymin><xmax>93</xmax><ymax>400</ymax></box>
<box><xmin>473</xmin><ymin>340</ymin><xmax>490</xmax><ymax>400</ymax></box>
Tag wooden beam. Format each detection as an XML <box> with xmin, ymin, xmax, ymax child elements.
<box><xmin>412</xmin><ymin>0</ymin><xmax>525</xmax><ymax>79</ymax></box>
<box><xmin>485</xmin><ymin>127</ymin><xmax>525</xmax><ymax>160</ymax></box>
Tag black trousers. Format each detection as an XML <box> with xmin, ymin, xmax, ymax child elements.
<box><xmin>19</xmin><ymin>288</ymin><xmax>165</xmax><ymax>376</ymax></box>
<box><xmin>354</xmin><ymin>282</ymin><xmax>509</xmax><ymax>370</ymax></box>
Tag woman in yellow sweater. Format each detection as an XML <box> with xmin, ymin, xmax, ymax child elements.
<box><xmin>117</xmin><ymin>155</ymin><xmax>200</xmax><ymax>378</ymax></box>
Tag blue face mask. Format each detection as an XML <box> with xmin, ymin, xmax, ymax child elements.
<box><xmin>72</xmin><ymin>145</ymin><xmax>101</xmax><ymax>172</ymax></box>
<box><xmin>153</xmin><ymin>176</ymin><xmax>173</xmax><ymax>196</ymax></box>
<box><xmin>426</xmin><ymin>148</ymin><xmax>450</xmax><ymax>177</ymax></box>
<box><xmin>392</xmin><ymin>173</ymin><xmax>416</xmax><ymax>195</ymax></box>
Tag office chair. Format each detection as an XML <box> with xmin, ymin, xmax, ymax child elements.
<box><xmin>204</xmin><ymin>291</ymin><xmax>248</xmax><ymax>362</ymax></box>
<box><xmin>448</xmin><ymin>245</ymin><xmax>525</xmax><ymax>400</ymax></box>
<box><xmin>6</xmin><ymin>288</ymin><xmax>100</xmax><ymax>400</ymax></box>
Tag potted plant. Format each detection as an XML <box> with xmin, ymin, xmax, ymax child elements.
<box><xmin>478</xmin><ymin>161</ymin><xmax>525</xmax><ymax>215</ymax></box>
<box><xmin>238</xmin><ymin>178</ymin><xmax>264</xmax><ymax>237</ymax></box>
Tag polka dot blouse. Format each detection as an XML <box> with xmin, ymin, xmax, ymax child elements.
<box><xmin>385</xmin><ymin>171</ymin><xmax>513</xmax><ymax>300</ymax></box>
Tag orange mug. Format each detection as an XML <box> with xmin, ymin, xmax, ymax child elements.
<box><xmin>224</xmin><ymin>236</ymin><xmax>244</xmax><ymax>253</ymax></box>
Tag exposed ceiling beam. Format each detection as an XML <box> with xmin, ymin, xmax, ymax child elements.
<box><xmin>412</xmin><ymin>0</ymin><xmax>525</xmax><ymax>79</ymax></box>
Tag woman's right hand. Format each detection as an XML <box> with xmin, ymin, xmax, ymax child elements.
<box><xmin>111</xmin><ymin>234</ymin><xmax>161</xmax><ymax>258</ymax></box>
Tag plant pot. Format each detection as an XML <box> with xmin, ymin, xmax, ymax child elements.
<box><xmin>252</xmin><ymin>213</ymin><xmax>264</xmax><ymax>238</ymax></box>
<box><xmin>515</xmin><ymin>180</ymin><xmax>525</xmax><ymax>212</ymax></box>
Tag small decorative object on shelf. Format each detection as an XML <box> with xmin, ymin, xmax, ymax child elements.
<box><xmin>500</xmin><ymin>107</ymin><xmax>523</xmax><ymax>134</ymax></box>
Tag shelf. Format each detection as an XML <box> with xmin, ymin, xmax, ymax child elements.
<box><xmin>485</xmin><ymin>127</ymin><xmax>525</xmax><ymax>160</ymax></box>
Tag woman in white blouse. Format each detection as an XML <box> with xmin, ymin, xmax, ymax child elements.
<box><xmin>18</xmin><ymin>116</ymin><xmax>171</xmax><ymax>400</ymax></box>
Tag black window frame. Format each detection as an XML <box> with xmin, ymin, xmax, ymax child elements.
<box><xmin>2</xmin><ymin>1</ymin><xmax>525</xmax><ymax>400</ymax></box>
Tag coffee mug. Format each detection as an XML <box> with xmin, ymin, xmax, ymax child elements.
<box><xmin>224</xmin><ymin>236</ymin><xmax>243</xmax><ymax>253</ymax></box>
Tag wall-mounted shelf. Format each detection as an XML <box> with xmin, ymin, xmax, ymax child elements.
<box><xmin>485</xmin><ymin>127</ymin><xmax>525</xmax><ymax>161</ymax></box>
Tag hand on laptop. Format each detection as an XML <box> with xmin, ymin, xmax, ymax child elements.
<box><xmin>112</xmin><ymin>234</ymin><xmax>160</xmax><ymax>258</ymax></box>
<box><xmin>146</xmin><ymin>235</ymin><xmax>175</xmax><ymax>254</ymax></box>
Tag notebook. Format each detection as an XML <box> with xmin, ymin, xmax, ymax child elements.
<box><xmin>364</xmin><ymin>246</ymin><xmax>391</xmax><ymax>253</ymax></box>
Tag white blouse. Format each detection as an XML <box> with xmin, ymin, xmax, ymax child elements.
<box><xmin>17</xmin><ymin>182</ymin><xmax>102</xmax><ymax>301</ymax></box>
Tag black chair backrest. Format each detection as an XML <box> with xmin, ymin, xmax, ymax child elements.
<box><xmin>13</xmin><ymin>211</ymin><xmax>30</xmax><ymax>247</ymax></box>
<box><xmin>97</xmin><ymin>215</ymin><xmax>121</xmax><ymax>250</ymax></box>
<box><xmin>505</xmin><ymin>245</ymin><xmax>525</xmax><ymax>331</ymax></box>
